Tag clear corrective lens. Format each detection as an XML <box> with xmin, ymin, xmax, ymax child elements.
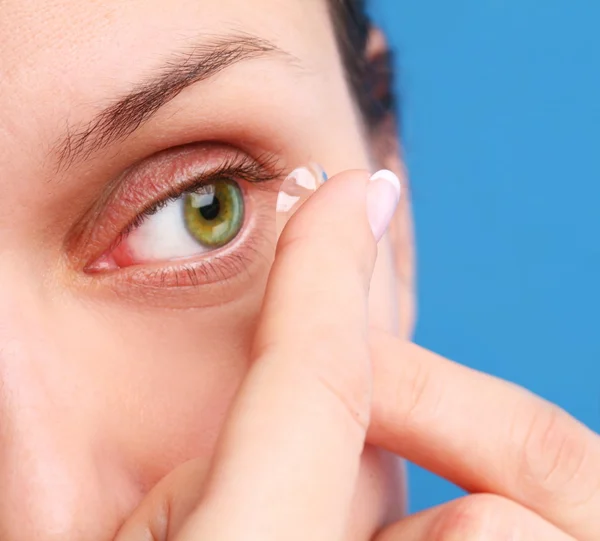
<box><xmin>275</xmin><ymin>164</ymin><xmax>328</xmax><ymax>238</ymax></box>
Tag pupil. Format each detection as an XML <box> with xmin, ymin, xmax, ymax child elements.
<box><xmin>199</xmin><ymin>196</ymin><xmax>220</xmax><ymax>221</ymax></box>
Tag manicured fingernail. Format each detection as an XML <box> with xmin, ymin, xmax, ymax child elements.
<box><xmin>366</xmin><ymin>169</ymin><xmax>402</xmax><ymax>242</ymax></box>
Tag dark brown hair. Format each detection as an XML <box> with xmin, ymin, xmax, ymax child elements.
<box><xmin>328</xmin><ymin>0</ymin><xmax>397</xmax><ymax>130</ymax></box>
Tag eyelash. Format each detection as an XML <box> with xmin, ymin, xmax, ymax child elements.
<box><xmin>114</xmin><ymin>150</ymin><xmax>285</xmax><ymax>251</ymax></box>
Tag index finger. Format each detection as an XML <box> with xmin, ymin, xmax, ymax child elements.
<box><xmin>368</xmin><ymin>331</ymin><xmax>600</xmax><ymax>541</ymax></box>
<box><xmin>174</xmin><ymin>168</ymin><xmax>402</xmax><ymax>541</ymax></box>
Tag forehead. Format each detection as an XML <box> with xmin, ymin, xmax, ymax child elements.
<box><xmin>1</xmin><ymin>0</ymin><xmax>333</xmax><ymax>97</ymax></box>
<box><xmin>0</xmin><ymin>0</ymin><xmax>342</xmax><ymax>170</ymax></box>
<box><xmin>1</xmin><ymin>0</ymin><xmax>331</xmax><ymax>61</ymax></box>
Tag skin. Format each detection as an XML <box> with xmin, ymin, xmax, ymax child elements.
<box><xmin>2</xmin><ymin>1</ymin><xmax>599</xmax><ymax>541</ymax></box>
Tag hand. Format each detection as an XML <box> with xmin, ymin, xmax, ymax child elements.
<box><xmin>115</xmin><ymin>169</ymin><xmax>600</xmax><ymax>541</ymax></box>
<box><xmin>370</xmin><ymin>331</ymin><xmax>600</xmax><ymax>540</ymax></box>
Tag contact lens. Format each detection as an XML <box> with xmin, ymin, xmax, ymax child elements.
<box><xmin>276</xmin><ymin>164</ymin><xmax>327</xmax><ymax>237</ymax></box>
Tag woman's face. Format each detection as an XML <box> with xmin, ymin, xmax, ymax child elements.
<box><xmin>0</xmin><ymin>1</ymin><xmax>413</xmax><ymax>539</ymax></box>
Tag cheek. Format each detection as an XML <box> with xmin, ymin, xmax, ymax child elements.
<box><xmin>55</xmin><ymin>286</ymin><xmax>264</xmax><ymax>492</ymax></box>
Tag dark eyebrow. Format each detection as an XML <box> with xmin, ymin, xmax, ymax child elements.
<box><xmin>54</xmin><ymin>34</ymin><xmax>295</xmax><ymax>171</ymax></box>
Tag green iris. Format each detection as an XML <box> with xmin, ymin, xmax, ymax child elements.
<box><xmin>183</xmin><ymin>180</ymin><xmax>244</xmax><ymax>248</ymax></box>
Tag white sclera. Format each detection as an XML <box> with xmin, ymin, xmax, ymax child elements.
<box><xmin>275</xmin><ymin>164</ymin><xmax>327</xmax><ymax>238</ymax></box>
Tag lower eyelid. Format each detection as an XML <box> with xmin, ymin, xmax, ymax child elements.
<box><xmin>93</xmin><ymin>201</ymin><xmax>275</xmax><ymax>298</ymax></box>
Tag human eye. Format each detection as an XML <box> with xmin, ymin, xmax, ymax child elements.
<box><xmin>71</xmin><ymin>143</ymin><xmax>284</xmax><ymax>293</ymax></box>
<box><xmin>107</xmin><ymin>178</ymin><xmax>245</xmax><ymax>266</ymax></box>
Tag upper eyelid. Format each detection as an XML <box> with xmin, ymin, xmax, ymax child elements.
<box><xmin>122</xmin><ymin>152</ymin><xmax>285</xmax><ymax>238</ymax></box>
<box><xmin>134</xmin><ymin>149</ymin><xmax>287</xmax><ymax>218</ymax></box>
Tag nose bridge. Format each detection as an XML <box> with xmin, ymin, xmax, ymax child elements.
<box><xmin>0</xmin><ymin>266</ymin><xmax>119</xmax><ymax>540</ymax></box>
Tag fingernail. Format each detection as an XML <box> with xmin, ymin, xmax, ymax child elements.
<box><xmin>366</xmin><ymin>169</ymin><xmax>402</xmax><ymax>242</ymax></box>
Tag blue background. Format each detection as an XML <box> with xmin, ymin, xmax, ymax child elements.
<box><xmin>370</xmin><ymin>0</ymin><xmax>600</xmax><ymax>513</ymax></box>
